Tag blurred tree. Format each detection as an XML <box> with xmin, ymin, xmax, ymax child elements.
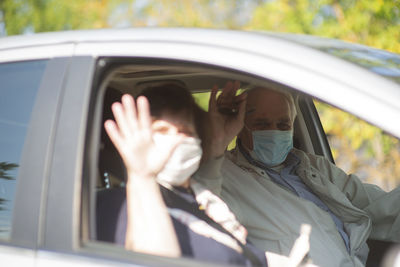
<box><xmin>247</xmin><ymin>0</ymin><xmax>400</xmax><ymax>52</ymax></box>
<box><xmin>0</xmin><ymin>0</ymin><xmax>262</xmax><ymax>35</ymax></box>
<box><xmin>107</xmin><ymin>0</ymin><xmax>261</xmax><ymax>29</ymax></box>
<box><xmin>0</xmin><ymin>0</ymin><xmax>121</xmax><ymax>35</ymax></box>
<box><xmin>0</xmin><ymin>162</ymin><xmax>18</xmax><ymax>211</ymax></box>
<box><xmin>315</xmin><ymin>101</ymin><xmax>400</xmax><ymax>190</ymax></box>
<box><xmin>0</xmin><ymin>162</ymin><xmax>18</xmax><ymax>180</ymax></box>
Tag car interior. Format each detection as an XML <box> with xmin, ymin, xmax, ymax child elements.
<box><xmin>84</xmin><ymin>58</ymin><xmax>395</xmax><ymax>266</ymax></box>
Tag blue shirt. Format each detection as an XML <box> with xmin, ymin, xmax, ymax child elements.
<box><xmin>239</xmin><ymin>143</ymin><xmax>350</xmax><ymax>252</ymax></box>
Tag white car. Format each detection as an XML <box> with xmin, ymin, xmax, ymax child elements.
<box><xmin>0</xmin><ymin>28</ymin><xmax>399</xmax><ymax>266</ymax></box>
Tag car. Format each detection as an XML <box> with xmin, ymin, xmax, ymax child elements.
<box><xmin>0</xmin><ymin>28</ymin><xmax>399</xmax><ymax>266</ymax></box>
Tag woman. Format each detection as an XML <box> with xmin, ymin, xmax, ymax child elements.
<box><xmin>104</xmin><ymin>83</ymin><xmax>312</xmax><ymax>266</ymax></box>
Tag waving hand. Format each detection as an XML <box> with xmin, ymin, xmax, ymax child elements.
<box><xmin>104</xmin><ymin>94</ymin><xmax>182</xmax><ymax>178</ymax></box>
<box><xmin>207</xmin><ymin>81</ymin><xmax>247</xmax><ymax>158</ymax></box>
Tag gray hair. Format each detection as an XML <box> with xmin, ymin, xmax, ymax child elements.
<box><xmin>246</xmin><ymin>86</ymin><xmax>297</xmax><ymax>124</ymax></box>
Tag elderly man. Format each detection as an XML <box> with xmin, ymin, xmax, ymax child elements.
<box><xmin>194</xmin><ymin>81</ymin><xmax>400</xmax><ymax>267</ymax></box>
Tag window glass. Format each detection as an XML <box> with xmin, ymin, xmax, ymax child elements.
<box><xmin>0</xmin><ymin>60</ymin><xmax>47</xmax><ymax>239</ymax></box>
<box><xmin>315</xmin><ymin>100</ymin><xmax>400</xmax><ymax>191</ymax></box>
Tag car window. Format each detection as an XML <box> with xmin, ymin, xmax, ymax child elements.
<box><xmin>0</xmin><ymin>60</ymin><xmax>47</xmax><ymax>240</ymax></box>
<box><xmin>314</xmin><ymin>100</ymin><xmax>400</xmax><ymax>191</ymax></box>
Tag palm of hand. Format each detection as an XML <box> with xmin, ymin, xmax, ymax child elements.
<box><xmin>208</xmin><ymin>81</ymin><xmax>247</xmax><ymax>153</ymax></box>
<box><xmin>104</xmin><ymin>95</ymin><xmax>180</xmax><ymax>178</ymax></box>
<box><xmin>119</xmin><ymin>130</ymin><xmax>169</xmax><ymax>177</ymax></box>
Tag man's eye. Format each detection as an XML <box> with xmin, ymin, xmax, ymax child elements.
<box><xmin>254</xmin><ymin>122</ymin><xmax>270</xmax><ymax>129</ymax></box>
<box><xmin>278</xmin><ymin>123</ymin><xmax>291</xmax><ymax>130</ymax></box>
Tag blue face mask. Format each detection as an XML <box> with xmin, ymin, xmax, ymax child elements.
<box><xmin>249</xmin><ymin>130</ymin><xmax>293</xmax><ymax>167</ymax></box>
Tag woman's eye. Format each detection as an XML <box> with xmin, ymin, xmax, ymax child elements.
<box><xmin>178</xmin><ymin>127</ymin><xmax>196</xmax><ymax>136</ymax></box>
<box><xmin>153</xmin><ymin>126</ymin><xmax>171</xmax><ymax>134</ymax></box>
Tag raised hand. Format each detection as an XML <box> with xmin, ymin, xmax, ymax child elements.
<box><xmin>104</xmin><ymin>94</ymin><xmax>182</xmax><ymax>179</ymax></box>
<box><xmin>208</xmin><ymin>81</ymin><xmax>247</xmax><ymax>158</ymax></box>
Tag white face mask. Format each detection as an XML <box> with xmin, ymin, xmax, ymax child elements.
<box><xmin>152</xmin><ymin>133</ymin><xmax>202</xmax><ymax>186</ymax></box>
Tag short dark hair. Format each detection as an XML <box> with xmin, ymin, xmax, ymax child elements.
<box><xmin>137</xmin><ymin>83</ymin><xmax>210</xmax><ymax>162</ymax></box>
<box><xmin>137</xmin><ymin>83</ymin><xmax>207</xmax><ymax>142</ymax></box>
<box><xmin>137</xmin><ymin>83</ymin><xmax>196</xmax><ymax>120</ymax></box>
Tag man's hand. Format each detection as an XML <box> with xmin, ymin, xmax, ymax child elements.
<box><xmin>104</xmin><ymin>94</ymin><xmax>182</xmax><ymax>179</ymax></box>
<box><xmin>208</xmin><ymin>81</ymin><xmax>247</xmax><ymax>158</ymax></box>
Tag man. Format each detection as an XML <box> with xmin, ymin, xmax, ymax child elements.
<box><xmin>194</xmin><ymin>81</ymin><xmax>400</xmax><ymax>267</ymax></box>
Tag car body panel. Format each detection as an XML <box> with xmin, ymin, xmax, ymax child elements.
<box><xmin>270</xmin><ymin>32</ymin><xmax>400</xmax><ymax>84</ymax></box>
<box><xmin>43</xmin><ymin>57</ymin><xmax>95</xmax><ymax>251</ymax></box>
<box><xmin>0</xmin><ymin>245</ymin><xmax>35</xmax><ymax>267</ymax></box>
<box><xmin>10</xmin><ymin>58</ymin><xmax>70</xmax><ymax>248</ymax></box>
<box><xmin>0</xmin><ymin>43</ymin><xmax>75</xmax><ymax>63</ymax></box>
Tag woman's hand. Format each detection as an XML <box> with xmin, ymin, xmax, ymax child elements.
<box><xmin>208</xmin><ymin>81</ymin><xmax>247</xmax><ymax>158</ymax></box>
<box><xmin>104</xmin><ymin>94</ymin><xmax>181</xmax><ymax>257</ymax></box>
<box><xmin>104</xmin><ymin>94</ymin><xmax>182</xmax><ymax>178</ymax></box>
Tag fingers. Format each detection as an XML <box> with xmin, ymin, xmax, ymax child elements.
<box><xmin>108</xmin><ymin>94</ymin><xmax>153</xmax><ymax>150</ymax></box>
<box><xmin>216</xmin><ymin>81</ymin><xmax>242</xmax><ymax>115</ymax></box>
<box><xmin>104</xmin><ymin>120</ymin><xmax>124</xmax><ymax>152</ymax></box>
<box><xmin>137</xmin><ymin>96</ymin><xmax>152</xmax><ymax>131</ymax></box>
<box><xmin>209</xmin><ymin>85</ymin><xmax>218</xmax><ymax>112</ymax></box>
<box><xmin>122</xmin><ymin>94</ymin><xmax>138</xmax><ymax>131</ymax></box>
<box><xmin>111</xmin><ymin>101</ymin><xmax>132</xmax><ymax>139</ymax></box>
<box><xmin>218</xmin><ymin>80</ymin><xmax>240</xmax><ymax>100</ymax></box>
<box><xmin>237</xmin><ymin>93</ymin><xmax>247</xmax><ymax>123</ymax></box>
<box><xmin>233</xmin><ymin>80</ymin><xmax>240</xmax><ymax>91</ymax></box>
<box><xmin>217</xmin><ymin>81</ymin><xmax>233</xmax><ymax>106</ymax></box>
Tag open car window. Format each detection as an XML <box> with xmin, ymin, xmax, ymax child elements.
<box><xmin>83</xmin><ymin>57</ymin><xmax>398</xmax><ymax>267</ymax></box>
<box><xmin>84</xmin><ymin>58</ymin><xmax>319</xmax><ymax>264</ymax></box>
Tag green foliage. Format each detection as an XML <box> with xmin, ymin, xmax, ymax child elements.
<box><xmin>315</xmin><ymin>101</ymin><xmax>400</xmax><ymax>190</ymax></box>
<box><xmin>0</xmin><ymin>0</ymin><xmax>121</xmax><ymax>35</ymax></box>
<box><xmin>247</xmin><ymin>0</ymin><xmax>400</xmax><ymax>53</ymax></box>
<box><xmin>107</xmin><ymin>0</ymin><xmax>257</xmax><ymax>29</ymax></box>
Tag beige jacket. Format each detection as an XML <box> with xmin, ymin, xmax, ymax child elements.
<box><xmin>194</xmin><ymin>148</ymin><xmax>400</xmax><ymax>267</ymax></box>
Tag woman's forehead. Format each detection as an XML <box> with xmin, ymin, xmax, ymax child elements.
<box><xmin>153</xmin><ymin>111</ymin><xmax>195</xmax><ymax>128</ymax></box>
<box><xmin>159</xmin><ymin>110</ymin><xmax>193</xmax><ymax>122</ymax></box>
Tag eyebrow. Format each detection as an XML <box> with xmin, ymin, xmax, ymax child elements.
<box><xmin>253</xmin><ymin>118</ymin><xmax>271</xmax><ymax>123</ymax></box>
<box><xmin>279</xmin><ymin>117</ymin><xmax>291</xmax><ymax>122</ymax></box>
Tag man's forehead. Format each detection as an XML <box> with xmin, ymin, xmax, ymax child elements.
<box><xmin>245</xmin><ymin>88</ymin><xmax>291</xmax><ymax>117</ymax></box>
<box><xmin>246</xmin><ymin>87</ymin><xmax>283</xmax><ymax>101</ymax></box>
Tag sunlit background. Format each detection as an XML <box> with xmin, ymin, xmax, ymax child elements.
<box><xmin>0</xmin><ymin>1</ymin><xmax>399</xmax><ymax>230</ymax></box>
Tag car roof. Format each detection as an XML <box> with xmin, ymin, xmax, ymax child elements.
<box><xmin>2</xmin><ymin>28</ymin><xmax>400</xmax><ymax>81</ymax></box>
<box><xmin>2</xmin><ymin>28</ymin><xmax>399</xmax><ymax>87</ymax></box>
<box><xmin>267</xmin><ymin>32</ymin><xmax>400</xmax><ymax>85</ymax></box>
